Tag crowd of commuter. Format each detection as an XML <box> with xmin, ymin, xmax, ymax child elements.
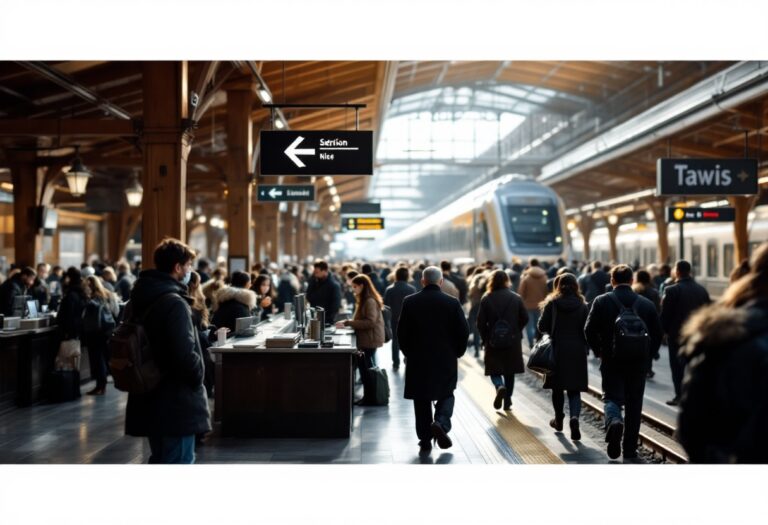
<box><xmin>1</xmin><ymin>239</ymin><xmax>766</xmax><ymax>464</ymax></box>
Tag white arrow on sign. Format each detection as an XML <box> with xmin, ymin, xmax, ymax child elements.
<box><xmin>284</xmin><ymin>136</ymin><xmax>315</xmax><ymax>168</ymax></box>
<box><xmin>268</xmin><ymin>187</ymin><xmax>283</xmax><ymax>199</ymax></box>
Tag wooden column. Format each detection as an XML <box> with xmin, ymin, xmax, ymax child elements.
<box><xmin>106</xmin><ymin>208</ymin><xmax>141</xmax><ymax>263</ymax></box>
<box><xmin>267</xmin><ymin>207</ymin><xmax>280</xmax><ymax>263</ymax></box>
<box><xmin>8</xmin><ymin>149</ymin><xmax>40</xmax><ymax>267</ymax></box>
<box><xmin>252</xmin><ymin>204</ymin><xmax>264</xmax><ymax>265</ymax></box>
<box><xmin>141</xmin><ymin>61</ymin><xmax>191</xmax><ymax>266</ymax></box>
<box><xmin>297</xmin><ymin>204</ymin><xmax>308</xmax><ymax>262</ymax></box>
<box><xmin>607</xmin><ymin>222</ymin><xmax>620</xmax><ymax>264</ymax></box>
<box><xmin>577</xmin><ymin>214</ymin><xmax>594</xmax><ymax>261</ymax></box>
<box><xmin>645</xmin><ymin>197</ymin><xmax>669</xmax><ymax>263</ymax></box>
<box><xmin>728</xmin><ymin>195</ymin><xmax>758</xmax><ymax>266</ymax></box>
<box><xmin>225</xmin><ymin>86</ymin><xmax>255</xmax><ymax>269</ymax></box>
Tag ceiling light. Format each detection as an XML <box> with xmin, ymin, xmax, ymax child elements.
<box><xmin>329</xmin><ymin>205</ymin><xmax>336</xmax><ymax>212</ymax></box>
<box><xmin>186</xmin><ymin>208</ymin><xmax>194</xmax><ymax>221</ymax></box>
<box><xmin>257</xmin><ymin>87</ymin><xmax>272</xmax><ymax>103</ymax></box>
<box><xmin>64</xmin><ymin>146</ymin><xmax>92</xmax><ymax>197</ymax></box>
<box><xmin>124</xmin><ymin>171</ymin><xmax>143</xmax><ymax>207</ymax></box>
<box><xmin>198</xmin><ymin>215</ymin><xmax>207</xmax><ymax>224</ymax></box>
<box><xmin>274</xmin><ymin>118</ymin><xmax>285</xmax><ymax>129</ymax></box>
<box><xmin>329</xmin><ymin>186</ymin><xmax>338</xmax><ymax>196</ymax></box>
<box><xmin>608</xmin><ymin>214</ymin><xmax>619</xmax><ymax>225</ymax></box>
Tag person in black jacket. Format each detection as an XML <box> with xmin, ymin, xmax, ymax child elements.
<box><xmin>124</xmin><ymin>238</ymin><xmax>211</xmax><ymax>464</ymax></box>
<box><xmin>660</xmin><ymin>260</ymin><xmax>711</xmax><ymax>406</ymax></box>
<box><xmin>582</xmin><ymin>261</ymin><xmax>610</xmax><ymax>305</ymax></box>
<box><xmin>441</xmin><ymin>260</ymin><xmax>468</xmax><ymax>306</ymax></box>
<box><xmin>584</xmin><ymin>264</ymin><xmax>662</xmax><ymax>461</ymax></box>
<box><xmin>477</xmin><ymin>270</ymin><xmax>528</xmax><ymax>411</ymax></box>
<box><xmin>538</xmin><ymin>273</ymin><xmax>589</xmax><ymax>440</ymax></box>
<box><xmin>383</xmin><ymin>266</ymin><xmax>416</xmax><ymax>371</ymax></box>
<box><xmin>633</xmin><ymin>270</ymin><xmax>661</xmax><ymax>379</ymax></box>
<box><xmin>678</xmin><ymin>243</ymin><xmax>768</xmax><ymax>463</ymax></box>
<box><xmin>306</xmin><ymin>260</ymin><xmax>341</xmax><ymax>323</ymax></box>
<box><xmin>361</xmin><ymin>263</ymin><xmax>386</xmax><ymax>296</ymax></box>
<box><xmin>56</xmin><ymin>267</ymin><xmax>88</xmax><ymax>341</ymax></box>
<box><xmin>211</xmin><ymin>271</ymin><xmax>256</xmax><ymax>332</ymax></box>
<box><xmin>0</xmin><ymin>266</ymin><xmax>36</xmax><ymax>316</ymax></box>
<box><xmin>397</xmin><ymin>266</ymin><xmax>469</xmax><ymax>452</ymax></box>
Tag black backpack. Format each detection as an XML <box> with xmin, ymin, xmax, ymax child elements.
<box><xmin>608</xmin><ymin>294</ymin><xmax>650</xmax><ymax>362</ymax></box>
<box><xmin>489</xmin><ymin>297</ymin><xmax>516</xmax><ymax>349</ymax></box>
<box><xmin>82</xmin><ymin>298</ymin><xmax>116</xmax><ymax>335</ymax></box>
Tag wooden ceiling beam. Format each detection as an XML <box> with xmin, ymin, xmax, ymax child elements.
<box><xmin>0</xmin><ymin>118</ymin><xmax>136</xmax><ymax>136</ymax></box>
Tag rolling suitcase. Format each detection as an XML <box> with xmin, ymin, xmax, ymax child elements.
<box><xmin>47</xmin><ymin>369</ymin><xmax>81</xmax><ymax>403</ymax></box>
<box><xmin>363</xmin><ymin>366</ymin><xmax>390</xmax><ymax>406</ymax></box>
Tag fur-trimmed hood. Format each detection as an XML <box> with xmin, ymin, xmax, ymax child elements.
<box><xmin>681</xmin><ymin>300</ymin><xmax>767</xmax><ymax>358</ymax></box>
<box><xmin>214</xmin><ymin>286</ymin><xmax>256</xmax><ymax>310</ymax></box>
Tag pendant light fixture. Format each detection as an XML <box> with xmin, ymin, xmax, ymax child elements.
<box><xmin>64</xmin><ymin>145</ymin><xmax>92</xmax><ymax>197</ymax></box>
<box><xmin>125</xmin><ymin>169</ymin><xmax>143</xmax><ymax>207</ymax></box>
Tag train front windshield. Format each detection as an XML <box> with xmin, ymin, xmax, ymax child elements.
<box><xmin>506</xmin><ymin>205</ymin><xmax>562</xmax><ymax>247</ymax></box>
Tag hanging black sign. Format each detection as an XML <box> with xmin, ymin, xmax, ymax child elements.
<box><xmin>340</xmin><ymin>201</ymin><xmax>381</xmax><ymax>215</ymax></box>
<box><xmin>260</xmin><ymin>130</ymin><xmax>373</xmax><ymax>176</ymax></box>
<box><xmin>666</xmin><ymin>206</ymin><xmax>736</xmax><ymax>223</ymax></box>
<box><xmin>657</xmin><ymin>158</ymin><xmax>758</xmax><ymax>195</ymax></box>
<box><xmin>257</xmin><ymin>185</ymin><xmax>315</xmax><ymax>202</ymax></box>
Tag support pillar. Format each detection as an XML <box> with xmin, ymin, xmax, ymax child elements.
<box><xmin>225</xmin><ymin>86</ymin><xmax>255</xmax><ymax>270</ymax></box>
<box><xmin>8</xmin><ymin>149</ymin><xmax>41</xmax><ymax>267</ymax></box>
<box><xmin>644</xmin><ymin>197</ymin><xmax>670</xmax><ymax>263</ymax></box>
<box><xmin>577</xmin><ymin>213</ymin><xmax>594</xmax><ymax>261</ymax></box>
<box><xmin>263</xmin><ymin>206</ymin><xmax>279</xmax><ymax>263</ymax></box>
<box><xmin>141</xmin><ymin>61</ymin><xmax>191</xmax><ymax>266</ymax></box>
<box><xmin>106</xmin><ymin>208</ymin><xmax>141</xmax><ymax>263</ymax></box>
<box><xmin>607</xmin><ymin>222</ymin><xmax>620</xmax><ymax>264</ymax></box>
<box><xmin>728</xmin><ymin>195</ymin><xmax>757</xmax><ymax>266</ymax></box>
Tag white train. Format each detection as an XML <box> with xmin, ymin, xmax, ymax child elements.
<box><xmin>578</xmin><ymin>204</ymin><xmax>768</xmax><ymax>297</ymax></box>
<box><xmin>380</xmin><ymin>175</ymin><xmax>570</xmax><ymax>263</ymax></box>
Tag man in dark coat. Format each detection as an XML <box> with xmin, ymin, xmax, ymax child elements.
<box><xmin>582</xmin><ymin>261</ymin><xmax>610</xmax><ymax>304</ymax></box>
<box><xmin>211</xmin><ymin>271</ymin><xmax>256</xmax><ymax>332</ymax></box>
<box><xmin>306</xmin><ymin>260</ymin><xmax>342</xmax><ymax>323</ymax></box>
<box><xmin>585</xmin><ymin>265</ymin><xmax>662</xmax><ymax>461</ymax></box>
<box><xmin>115</xmin><ymin>262</ymin><xmax>136</xmax><ymax>302</ymax></box>
<box><xmin>397</xmin><ymin>266</ymin><xmax>469</xmax><ymax>452</ymax></box>
<box><xmin>383</xmin><ymin>266</ymin><xmax>417</xmax><ymax>371</ymax></box>
<box><xmin>659</xmin><ymin>259</ymin><xmax>710</xmax><ymax>405</ymax></box>
<box><xmin>0</xmin><ymin>266</ymin><xmax>35</xmax><ymax>316</ymax></box>
<box><xmin>361</xmin><ymin>263</ymin><xmax>386</xmax><ymax>296</ymax></box>
<box><xmin>124</xmin><ymin>238</ymin><xmax>211</xmax><ymax>464</ymax></box>
<box><xmin>441</xmin><ymin>260</ymin><xmax>468</xmax><ymax>305</ymax></box>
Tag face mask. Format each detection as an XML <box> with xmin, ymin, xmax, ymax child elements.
<box><xmin>181</xmin><ymin>271</ymin><xmax>191</xmax><ymax>286</ymax></box>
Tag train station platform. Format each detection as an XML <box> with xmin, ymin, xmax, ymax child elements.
<box><xmin>0</xmin><ymin>340</ymin><xmax>637</xmax><ymax>465</ymax></box>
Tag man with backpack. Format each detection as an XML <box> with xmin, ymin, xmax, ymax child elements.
<box><xmin>584</xmin><ymin>264</ymin><xmax>662</xmax><ymax>461</ymax></box>
<box><xmin>120</xmin><ymin>238</ymin><xmax>211</xmax><ymax>464</ymax></box>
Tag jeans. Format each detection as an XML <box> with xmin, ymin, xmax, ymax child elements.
<box><xmin>468</xmin><ymin>304</ymin><xmax>481</xmax><ymax>351</ymax></box>
<box><xmin>601</xmin><ymin>363</ymin><xmax>647</xmax><ymax>456</ymax></box>
<box><xmin>552</xmin><ymin>390</ymin><xmax>582</xmax><ymax>418</ymax></box>
<box><xmin>413</xmin><ymin>395</ymin><xmax>455</xmax><ymax>442</ymax></box>
<box><xmin>668</xmin><ymin>342</ymin><xmax>684</xmax><ymax>398</ymax></box>
<box><xmin>525</xmin><ymin>309</ymin><xmax>540</xmax><ymax>347</ymax></box>
<box><xmin>148</xmin><ymin>435</ymin><xmax>196</xmax><ymax>464</ymax></box>
<box><xmin>490</xmin><ymin>374</ymin><xmax>514</xmax><ymax>401</ymax></box>
<box><xmin>84</xmin><ymin>332</ymin><xmax>109</xmax><ymax>388</ymax></box>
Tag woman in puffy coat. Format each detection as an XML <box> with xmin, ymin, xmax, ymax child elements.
<box><xmin>335</xmin><ymin>274</ymin><xmax>385</xmax><ymax>405</ymax></box>
<box><xmin>477</xmin><ymin>270</ymin><xmax>528</xmax><ymax>411</ymax></box>
<box><xmin>537</xmin><ymin>273</ymin><xmax>589</xmax><ymax>440</ymax></box>
<box><xmin>678</xmin><ymin>242</ymin><xmax>768</xmax><ymax>463</ymax></box>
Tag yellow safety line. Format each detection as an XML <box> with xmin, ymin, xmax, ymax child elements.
<box><xmin>458</xmin><ymin>358</ymin><xmax>563</xmax><ymax>464</ymax></box>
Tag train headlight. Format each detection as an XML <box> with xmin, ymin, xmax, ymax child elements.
<box><xmin>555</xmin><ymin>236</ymin><xmax>562</xmax><ymax>243</ymax></box>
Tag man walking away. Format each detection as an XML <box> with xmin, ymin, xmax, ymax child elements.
<box><xmin>383</xmin><ymin>266</ymin><xmax>416</xmax><ymax>371</ymax></box>
<box><xmin>124</xmin><ymin>238</ymin><xmax>211</xmax><ymax>464</ymax></box>
<box><xmin>659</xmin><ymin>260</ymin><xmax>710</xmax><ymax>406</ymax></box>
<box><xmin>518</xmin><ymin>259</ymin><xmax>548</xmax><ymax>348</ymax></box>
<box><xmin>441</xmin><ymin>260</ymin><xmax>467</xmax><ymax>306</ymax></box>
<box><xmin>585</xmin><ymin>265</ymin><xmax>662</xmax><ymax>461</ymax></box>
<box><xmin>583</xmin><ymin>261</ymin><xmax>610</xmax><ymax>305</ymax></box>
<box><xmin>398</xmin><ymin>266</ymin><xmax>469</xmax><ymax>452</ymax></box>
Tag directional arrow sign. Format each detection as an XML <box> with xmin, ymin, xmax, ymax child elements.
<box><xmin>257</xmin><ymin>184</ymin><xmax>316</xmax><ymax>202</ymax></box>
<box><xmin>260</xmin><ymin>130</ymin><xmax>373</xmax><ymax>176</ymax></box>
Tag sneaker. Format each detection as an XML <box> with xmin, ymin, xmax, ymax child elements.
<box><xmin>430</xmin><ymin>421</ymin><xmax>452</xmax><ymax>449</ymax></box>
<box><xmin>606</xmin><ymin>420</ymin><xmax>624</xmax><ymax>459</ymax></box>
<box><xmin>418</xmin><ymin>440</ymin><xmax>432</xmax><ymax>452</ymax></box>
<box><xmin>493</xmin><ymin>386</ymin><xmax>507</xmax><ymax>409</ymax></box>
<box><xmin>665</xmin><ymin>397</ymin><xmax>679</xmax><ymax>406</ymax></box>
<box><xmin>503</xmin><ymin>399</ymin><xmax>512</xmax><ymax>411</ymax></box>
<box><xmin>569</xmin><ymin>417</ymin><xmax>581</xmax><ymax>441</ymax></box>
<box><xmin>646</xmin><ymin>370</ymin><xmax>655</xmax><ymax>379</ymax></box>
<box><xmin>549</xmin><ymin>414</ymin><xmax>564</xmax><ymax>432</ymax></box>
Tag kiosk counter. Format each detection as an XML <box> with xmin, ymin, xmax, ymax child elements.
<box><xmin>211</xmin><ymin>317</ymin><xmax>357</xmax><ymax>438</ymax></box>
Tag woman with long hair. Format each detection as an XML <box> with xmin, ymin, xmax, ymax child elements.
<box><xmin>188</xmin><ymin>271</ymin><xmax>215</xmax><ymax>398</ymax></box>
<box><xmin>335</xmin><ymin>273</ymin><xmax>385</xmax><ymax>404</ymax></box>
<box><xmin>252</xmin><ymin>274</ymin><xmax>277</xmax><ymax>322</ymax></box>
<box><xmin>537</xmin><ymin>272</ymin><xmax>589</xmax><ymax>440</ymax></box>
<box><xmin>82</xmin><ymin>275</ymin><xmax>118</xmax><ymax>395</ymax></box>
<box><xmin>678</xmin><ymin>242</ymin><xmax>768</xmax><ymax>462</ymax></box>
<box><xmin>477</xmin><ymin>270</ymin><xmax>528</xmax><ymax>410</ymax></box>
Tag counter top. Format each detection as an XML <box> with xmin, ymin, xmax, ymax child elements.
<box><xmin>0</xmin><ymin>325</ymin><xmax>59</xmax><ymax>338</ymax></box>
<box><xmin>211</xmin><ymin>318</ymin><xmax>357</xmax><ymax>354</ymax></box>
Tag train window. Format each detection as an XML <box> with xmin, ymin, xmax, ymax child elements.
<box><xmin>691</xmin><ymin>245</ymin><xmax>702</xmax><ymax>277</ymax></box>
<box><xmin>723</xmin><ymin>244</ymin><xmax>734</xmax><ymax>277</ymax></box>
<box><xmin>506</xmin><ymin>206</ymin><xmax>560</xmax><ymax>247</ymax></box>
<box><xmin>706</xmin><ymin>242</ymin><xmax>718</xmax><ymax>278</ymax></box>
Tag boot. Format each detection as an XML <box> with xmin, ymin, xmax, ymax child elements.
<box><xmin>549</xmin><ymin>413</ymin><xmax>564</xmax><ymax>432</ymax></box>
<box><xmin>569</xmin><ymin>417</ymin><xmax>581</xmax><ymax>440</ymax></box>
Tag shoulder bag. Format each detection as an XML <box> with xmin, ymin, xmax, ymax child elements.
<box><xmin>527</xmin><ymin>303</ymin><xmax>557</xmax><ymax>374</ymax></box>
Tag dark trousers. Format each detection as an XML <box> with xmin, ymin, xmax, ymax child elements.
<box><xmin>668</xmin><ymin>341</ymin><xmax>684</xmax><ymax>398</ymax></box>
<box><xmin>84</xmin><ymin>332</ymin><xmax>108</xmax><ymax>388</ymax></box>
<box><xmin>468</xmin><ymin>304</ymin><xmax>480</xmax><ymax>351</ymax></box>
<box><xmin>356</xmin><ymin>347</ymin><xmax>377</xmax><ymax>395</ymax></box>
<box><xmin>391</xmin><ymin>334</ymin><xmax>401</xmax><ymax>368</ymax></box>
<box><xmin>413</xmin><ymin>395</ymin><xmax>455</xmax><ymax>442</ymax></box>
<box><xmin>601</xmin><ymin>363</ymin><xmax>647</xmax><ymax>456</ymax></box>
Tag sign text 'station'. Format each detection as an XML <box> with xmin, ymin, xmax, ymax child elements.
<box><xmin>261</xmin><ymin>131</ymin><xmax>373</xmax><ymax>176</ymax></box>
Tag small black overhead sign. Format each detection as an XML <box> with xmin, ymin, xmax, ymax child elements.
<box><xmin>257</xmin><ymin>184</ymin><xmax>315</xmax><ymax>202</ymax></box>
<box><xmin>657</xmin><ymin>158</ymin><xmax>758</xmax><ymax>196</ymax></box>
<box><xmin>666</xmin><ymin>206</ymin><xmax>736</xmax><ymax>223</ymax></box>
<box><xmin>342</xmin><ymin>217</ymin><xmax>385</xmax><ymax>231</ymax></box>
<box><xmin>260</xmin><ymin>130</ymin><xmax>373</xmax><ymax>176</ymax></box>
<box><xmin>340</xmin><ymin>201</ymin><xmax>381</xmax><ymax>215</ymax></box>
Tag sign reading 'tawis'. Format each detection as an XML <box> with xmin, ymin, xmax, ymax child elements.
<box><xmin>260</xmin><ymin>130</ymin><xmax>373</xmax><ymax>176</ymax></box>
<box><xmin>657</xmin><ymin>158</ymin><xmax>758</xmax><ymax>195</ymax></box>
